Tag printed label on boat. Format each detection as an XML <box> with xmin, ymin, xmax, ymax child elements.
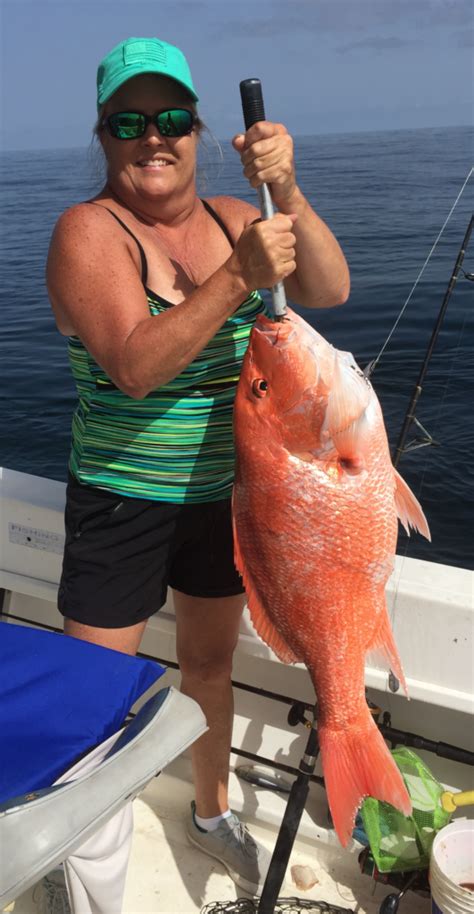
<box><xmin>8</xmin><ymin>522</ymin><xmax>65</xmax><ymax>554</ymax></box>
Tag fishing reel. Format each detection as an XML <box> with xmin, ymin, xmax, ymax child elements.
<box><xmin>287</xmin><ymin>695</ymin><xmax>382</xmax><ymax>731</ymax></box>
<box><xmin>358</xmin><ymin>847</ymin><xmax>430</xmax><ymax>914</ymax></box>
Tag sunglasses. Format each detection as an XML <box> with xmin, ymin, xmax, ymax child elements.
<box><xmin>106</xmin><ymin>108</ymin><xmax>196</xmax><ymax>140</ymax></box>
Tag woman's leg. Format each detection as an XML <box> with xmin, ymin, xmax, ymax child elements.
<box><xmin>175</xmin><ymin>590</ymin><xmax>271</xmax><ymax>894</ymax></box>
<box><xmin>173</xmin><ymin>590</ymin><xmax>245</xmax><ymax>817</ymax></box>
<box><xmin>64</xmin><ymin>618</ymin><xmax>147</xmax><ymax>655</ymax></box>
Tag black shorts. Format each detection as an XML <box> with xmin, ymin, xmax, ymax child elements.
<box><xmin>58</xmin><ymin>473</ymin><xmax>245</xmax><ymax>629</ymax></box>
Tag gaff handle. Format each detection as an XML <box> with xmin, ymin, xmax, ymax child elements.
<box><xmin>239</xmin><ymin>78</ymin><xmax>288</xmax><ymax>319</ymax></box>
<box><xmin>240</xmin><ymin>77</ymin><xmax>266</xmax><ymax>130</ymax></box>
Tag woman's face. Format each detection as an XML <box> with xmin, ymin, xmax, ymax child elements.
<box><xmin>100</xmin><ymin>73</ymin><xmax>198</xmax><ymax>205</ymax></box>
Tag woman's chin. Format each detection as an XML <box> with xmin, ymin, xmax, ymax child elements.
<box><xmin>131</xmin><ymin>173</ymin><xmax>176</xmax><ymax>199</ymax></box>
<box><xmin>138</xmin><ymin>168</ymin><xmax>174</xmax><ymax>187</ymax></box>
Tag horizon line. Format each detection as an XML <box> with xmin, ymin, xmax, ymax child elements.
<box><xmin>1</xmin><ymin>122</ymin><xmax>472</xmax><ymax>155</ymax></box>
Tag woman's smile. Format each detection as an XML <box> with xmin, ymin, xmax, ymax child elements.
<box><xmin>136</xmin><ymin>157</ymin><xmax>172</xmax><ymax>169</ymax></box>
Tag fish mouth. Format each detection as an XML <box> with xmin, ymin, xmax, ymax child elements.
<box><xmin>254</xmin><ymin>314</ymin><xmax>296</xmax><ymax>347</ymax></box>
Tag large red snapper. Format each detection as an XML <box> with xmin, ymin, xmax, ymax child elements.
<box><xmin>232</xmin><ymin>308</ymin><xmax>430</xmax><ymax>847</ymax></box>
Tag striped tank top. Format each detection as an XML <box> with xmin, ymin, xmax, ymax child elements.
<box><xmin>68</xmin><ymin>201</ymin><xmax>265</xmax><ymax>503</ymax></box>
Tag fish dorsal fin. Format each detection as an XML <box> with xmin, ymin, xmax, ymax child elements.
<box><xmin>393</xmin><ymin>468</ymin><xmax>431</xmax><ymax>540</ymax></box>
<box><xmin>232</xmin><ymin>518</ymin><xmax>301</xmax><ymax>664</ymax></box>
<box><xmin>324</xmin><ymin>351</ymin><xmax>372</xmax><ymax>459</ymax></box>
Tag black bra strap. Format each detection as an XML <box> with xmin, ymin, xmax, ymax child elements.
<box><xmin>201</xmin><ymin>199</ymin><xmax>235</xmax><ymax>249</ymax></box>
<box><xmin>85</xmin><ymin>203</ymin><xmax>148</xmax><ymax>285</ymax></box>
<box><xmin>84</xmin><ymin>199</ymin><xmax>234</xmax><ymax>287</ymax></box>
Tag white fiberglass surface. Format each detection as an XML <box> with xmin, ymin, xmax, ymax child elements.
<box><xmin>8</xmin><ymin>758</ymin><xmax>433</xmax><ymax>914</ymax></box>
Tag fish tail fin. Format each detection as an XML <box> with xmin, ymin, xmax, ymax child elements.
<box><xmin>319</xmin><ymin>712</ymin><xmax>412</xmax><ymax>847</ymax></box>
<box><xmin>393</xmin><ymin>468</ymin><xmax>431</xmax><ymax>540</ymax></box>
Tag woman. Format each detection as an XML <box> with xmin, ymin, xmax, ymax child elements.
<box><xmin>47</xmin><ymin>35</ymin><xmax>350</xmax><ymax>899</ymax></box>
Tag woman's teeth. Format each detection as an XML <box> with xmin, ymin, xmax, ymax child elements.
<box><xmin>139</xmin><ymin>160</ymin><xmax>169</xmax><ymax>168</ymax></box>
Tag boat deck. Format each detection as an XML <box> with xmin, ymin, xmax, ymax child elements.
<box><xmin>7</xmin><ymin>756</ymin><xmax>431</xmax><ymax>914</ymax></box>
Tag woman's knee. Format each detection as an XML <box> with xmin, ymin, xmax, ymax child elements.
<box><xmin>177</xmin><ymin>648</ymin><xmax>235</xmax><ymax>683</ymax></box>
<box><xmin>174</xmin><ymin>591</ymin><xmax>244</xmax><ymax>681</ymax></box>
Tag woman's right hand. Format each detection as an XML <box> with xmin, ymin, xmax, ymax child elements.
<box><xmin>227</xmin><ymin>213</ymin><xmax>297</xmax><ymax>292</ymax></box>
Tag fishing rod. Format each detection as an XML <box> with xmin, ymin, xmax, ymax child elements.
<box><xmin>362</xmin><ymin>168</ymin><xmax>473</xmax><ymax>464</ymax></box>
<box><xmin>287</xmin><ymin>701</ymin><xmax>474</xmax><ymax>767</ymax></box>
<box><xmin>366</xmin><ymin>168</ymin><xmax>473</xmax><ymax>380</ymax></box>
<box><xmin>393</xmin><ymin>214</ymin><xmax>474</xmax><ymax>467</ymax></box>
<box><xmin>257</xmin><ymin>717</ymin><xmax>320</xmax><ymax>914</ymax></box>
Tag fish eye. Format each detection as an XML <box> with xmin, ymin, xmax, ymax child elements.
<box><xmin>252</xmin><ymin>378</ymin><xmax>268</xmax><ymax>398</ymax></box>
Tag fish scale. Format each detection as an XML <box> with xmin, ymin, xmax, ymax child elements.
<box><xmin>232</xmin><ymin>307</ymin><xmax>431</xmax><ymax>847</ymax></box>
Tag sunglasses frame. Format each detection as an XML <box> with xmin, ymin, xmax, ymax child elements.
<box><xmin>105</xmin><ymin>108</ymin><xmax>197</xmax><ymax>140</ymax></box>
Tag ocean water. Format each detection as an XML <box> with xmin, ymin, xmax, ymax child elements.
<box><xmin>1</xmin><ymin>126</ymin><xmax>473</xmax><ymax>569</ymax></box>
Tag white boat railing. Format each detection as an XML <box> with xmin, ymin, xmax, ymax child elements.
<box><xmin>1</xmin><ymin>465</ymin><xmax>472</xmax><ymax>714</ymax></box>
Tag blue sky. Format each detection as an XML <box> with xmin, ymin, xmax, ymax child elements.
<box><xmin>1</xmin><ymin>0</ymin><xmax>473</xmax><ymax>150</ymax></box>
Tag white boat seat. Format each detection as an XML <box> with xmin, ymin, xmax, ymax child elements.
<box><xmin>0</xmin><ymin>685</ymin><xmax>207</xmax><ymax>907</ymax></box>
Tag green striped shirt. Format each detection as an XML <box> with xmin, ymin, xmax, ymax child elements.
<box><xmin>68</xmin><ymin>288</ymin><xmax>265</xmax><ymax>502</ymax></box>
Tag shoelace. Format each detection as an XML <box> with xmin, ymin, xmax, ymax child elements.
<box><xmin>223</xmin><ymin>818</ymin><xmax>259</xmax><ymax>859</ymax></box>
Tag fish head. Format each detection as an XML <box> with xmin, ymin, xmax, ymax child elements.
<box><xmin>235</xmin><ymin>310</ymin><xmax>333</xmax><ymax>455</ymax></box>
<box><xmin>236</xmin><ymin>308</ymin><xmax>380</xmax><ymax>470</ymax></box>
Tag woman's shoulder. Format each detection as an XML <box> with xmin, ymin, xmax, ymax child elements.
<box><xmin>203</xmin><ymin>195</ymin><xmax>260</xmax><ymax>232</ymax></box>
<box><xmin>53</xmin><ymin>200</ymin><xmax>118</xmax><ymax>235</ymax></box>
<box><xmin>50</xmin><ymin>201</ymin><xmax>133</xmax><ymax>262</ymax></box>
<box><xmin>47</xmin><ymin>200</ymin><xmax>139</xmax><ymax>288</ymax></box>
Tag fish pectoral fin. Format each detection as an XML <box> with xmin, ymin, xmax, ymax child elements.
<box><xmin>233</xmin><ymin>522</ymin><xmax>300</xmax><ymax>665</ymax></box>
<box><xmin>324</xmin><ymin>352</ymin><xmax>372</xmax><ymax>459</ymax></box>
<box><xmin>393</xmin><ymin>467</ymin><xmax>431</xmax><ymax>540</ymax></box>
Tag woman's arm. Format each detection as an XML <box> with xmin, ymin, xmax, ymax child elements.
<box><xmin>232</xmin><ymin>122</ymin><xmax>350</xmax><ymax>309</ymax></box>
<box><xmin>46</xmin><ymin>202</ymin><xmax>296</xmax><ymax>399</ymax></box>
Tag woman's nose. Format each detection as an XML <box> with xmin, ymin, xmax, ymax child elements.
<box><xmin>142</xmin><ymin>122</ymin><xmax>164</xmax><ymax>144</ymax></box>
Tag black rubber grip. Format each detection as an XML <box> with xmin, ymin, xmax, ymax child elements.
<box><xmin>240</xmin><ymin>78</ymin><xmax>266</xmax><ymax>129</ymax></box>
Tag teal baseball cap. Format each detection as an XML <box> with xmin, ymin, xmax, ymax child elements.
<box><xmin>96</xmin><ymin>37</ymin><xmax>199</xmax><ymax>108</ymax></box>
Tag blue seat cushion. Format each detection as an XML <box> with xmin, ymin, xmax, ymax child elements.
<box><xmin>0</xmin><ymin>622</ymin><xmax>165</xmax><ymax>803</ymax></box>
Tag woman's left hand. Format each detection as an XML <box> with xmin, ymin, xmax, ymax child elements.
<box><xmin>232</xmin><ymin>122</ymin><xmax>297</xmax><ymax>210</ymax></box>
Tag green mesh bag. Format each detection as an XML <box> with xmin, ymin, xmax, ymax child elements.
<box><xmin>360</xmin><ymin>747</ymin><xmax>451</xmax><ymax>873</ymax></box>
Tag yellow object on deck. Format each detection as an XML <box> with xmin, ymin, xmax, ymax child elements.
<box><xmin>440</xmin><ymin>789</ymin><xmax>474</xmax><ymax>813</ymax></box>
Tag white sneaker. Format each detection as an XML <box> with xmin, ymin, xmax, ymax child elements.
<box><xmin>186</xmin><ymin>801</ymin><xmax>271</xmax><ymax>894</ymax></box>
